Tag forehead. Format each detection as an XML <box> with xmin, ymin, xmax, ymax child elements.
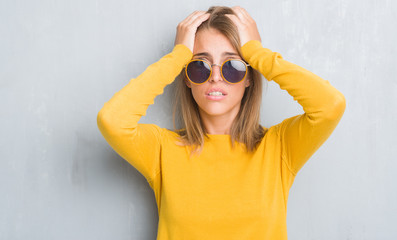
<box><xmin>193</xmin><ymin>28</ymin><xmax>239</xmax><ymax>58</ymax></box>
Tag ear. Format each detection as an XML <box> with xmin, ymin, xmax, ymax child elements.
<box><xmin>184</xmin><ymin>78</ymin><xmax>191</xmax><ymax>88</ymax></box>
<box><xmin>245</xmin><ymin>78</ymin><xmax>250</xmax><ymax>87</ymax></box>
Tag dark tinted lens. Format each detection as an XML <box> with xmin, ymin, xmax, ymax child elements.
<box><xmin>186</xmin><ymin>60</ymin><xmax>211</xmax><ymax>84</ymax></box>
<box><xmin>222</xmin><ymin>60</ymin><xmax>247</xmax><ymax>83</ymax></box>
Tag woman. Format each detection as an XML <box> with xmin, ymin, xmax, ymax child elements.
<box><xmin>97</xmin><ymin>5</ymin><xmax>346</xmax><ymax>239</ymax></box>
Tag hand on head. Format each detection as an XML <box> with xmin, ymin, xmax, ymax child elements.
<box><xmin>225</xmin><ymin>6</ymin><xmax>262</xmax><ymax>47</ymax></box>
<box><xmin>174</xmin><ymin>11</ymin><xmax>210</xmax><ymax>53</ymax></box>
<box><xmin>174</xmin><ymin>6</ymin><xmax>261</xmax><ymax>52</ymax></box>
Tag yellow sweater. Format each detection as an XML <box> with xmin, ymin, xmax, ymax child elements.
<box><xmin>97</xmin><ymin>40</ymin><xmax>346</xmax><ymax>239</ymax></box>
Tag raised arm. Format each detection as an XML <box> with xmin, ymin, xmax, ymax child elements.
<box><xmin>97</xmin><ymin>11</ymin><xmax>209</xmax><ymax>187</ymax></box>
<box><xmin>97</xmin><ymin>44</ymin><xmax>192</xmax><ymax>186</ymax></box>
<box><xmin>241</xmin><ymin>40</ymin><xmax>346</xmax><ymax>176</ymax></box>
<box><xmin>226</xmin><ymin>6</ymin><xmax>346</xmax><ymax>175</ymax></box>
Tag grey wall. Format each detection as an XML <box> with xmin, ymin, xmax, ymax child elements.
<box><xmin>1</xmin><ymin>0</ymin><xmax>396</xmax><ymax>239</ymax></box>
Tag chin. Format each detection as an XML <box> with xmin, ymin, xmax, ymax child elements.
<box><xmin>199</xmin><ymin>105</ymin><xmax>230</xmax><ymax>117</ymax></box>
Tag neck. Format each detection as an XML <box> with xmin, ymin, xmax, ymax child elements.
<box><xmin>198</xmin><ymin>106</ymin><xmax>240</xmax><ymax>135</ymax></box>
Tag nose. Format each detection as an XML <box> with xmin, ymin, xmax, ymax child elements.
<box><xmin>209</xmin><ymin>63</ymin><xmax>223</xmax><ymax>83</ymax></box>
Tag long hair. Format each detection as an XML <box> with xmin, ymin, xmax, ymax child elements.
<box><xmin>171</xmin><ymin>6</ymin><xmax>267</xmax><ymax>156</ymax></box>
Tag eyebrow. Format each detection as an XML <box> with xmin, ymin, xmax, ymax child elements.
<box><xmin>193</xmin><ymin>52</ymin><xmax>240</xmax><ymax>58</ymax></box>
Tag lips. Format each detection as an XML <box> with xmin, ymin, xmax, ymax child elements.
<box><xmin>205</xmin><ymin>88</ymin><xmax>228</xmax><ymax>95</ymax></box>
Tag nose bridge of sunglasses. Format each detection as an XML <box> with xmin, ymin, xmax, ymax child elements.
<box><xmin>210</xmin><ymin>63</ymin><xmax>222</xmax><ymax>75</ymax></box>
<box><xmin>201</xmin><ymin>62</ymin><xmax>224</xmax><ymax>82</ymax></box>
<box><xmin>196</xmin><ymin>60</ymin><xmax>224</xmax><ymax>78</ymax></box>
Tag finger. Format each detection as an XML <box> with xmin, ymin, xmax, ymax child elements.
<box><xmin>199</xmin><ymin>12</ymin><xmax>211</xmax><ymax>23</ymax></box>
<box><xmin>230</xmin><ymin>6</ymin><xmax>249</xmax><ymax>24</ymax></box>
<box><xmin>181</xmin><ymin>11</ymin><xmax>199</xmax><ymax>23</ymax></box>
<box><xmin>238</xmin><ymin>7</ymin><xmax>255</xmax><ymax>23</ymax></box>
<box><xmin>187</xmin><ymin>12</ymin><xmax>210</xmax><ymax>30</ymax></box>
<box><xmin>185</xmin><ymin>11</ymin><xmax>207</xmax><ymax>26</ymax></box>
<box><xmin>225</xmin><ymin>14</ymin><xmax>240</xmax><ymax>27</ymax></box>
<box><xmin>232</xmin><ymin>6</ymin><xmax>250</xmax><ymax>23</ymax></box>
<box><xmin>238</xmin><ymin>7</ymin><xmax>250</xmax><ymax>18</ymax></box>
<box><xmin>225</xmin><ymin>13</ymin><xmax>244</xmax><ymax>35</ymax></box>
<box><xmin>179</xmin><ymin>11</ymin><xmax>202</xmax><ymax>26</ymax></box>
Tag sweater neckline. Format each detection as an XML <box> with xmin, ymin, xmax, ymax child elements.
<box><xmin>205</xmin><ymin>134</ymin><xmax>231</xmax><ymax>140</ymax></box>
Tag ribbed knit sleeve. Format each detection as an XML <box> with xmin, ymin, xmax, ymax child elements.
<box><xmin>97</xmin><ymin>44</ymin><xmax>193</xmax><ymax>186</ymax></box>
<box><xmin>241</xmin><ymin>40</ymin><xmax>346</xmax><ymax>176</ymax></box>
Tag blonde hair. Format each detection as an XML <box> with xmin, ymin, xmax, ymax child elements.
<box><xmin>171</xmin><ymin>6</ymin><xmax>267</xmax><ymax>156</ymax></box>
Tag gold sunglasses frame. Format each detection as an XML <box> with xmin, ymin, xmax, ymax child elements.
<box><xmin>184</xmin><ymin>58</ymin><xmax>251</xmax><ymax>85</ymax></box>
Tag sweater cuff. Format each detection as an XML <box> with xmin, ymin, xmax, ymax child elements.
<box><xmin>241</xmin><ymin>40</ymin><xmax>275</xmax><ymax>62</ymax></box>
<box><xmin>172</xmin><ymin>44</ymin><xmax>193</xmax><ymax>66</ymax></box>
<box><xmin>241</xmin><ymin>40</ymin><xmax>263</xmax><ymax>62</ymax></box>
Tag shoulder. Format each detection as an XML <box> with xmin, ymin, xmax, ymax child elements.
<box><xmin>260</xmin><ymin>123</ymin><xmax>279</xmax><ymax>139</ymax></box>
<box><xmin>159</xmin><ymin>127</ymin><xmax>184</xmax><ymax>140</ymax></box>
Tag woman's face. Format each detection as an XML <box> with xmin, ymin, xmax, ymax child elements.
<box><xmin>185</xmin><ymin>27</ymin><xmax>250</xmax><ymax>119</ymax></box>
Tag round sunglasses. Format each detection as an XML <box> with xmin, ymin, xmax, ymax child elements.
<box><xmin>184</xmin><ymin>58</ymin><xmax>251</xmax><ymax>85</ymax></box>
